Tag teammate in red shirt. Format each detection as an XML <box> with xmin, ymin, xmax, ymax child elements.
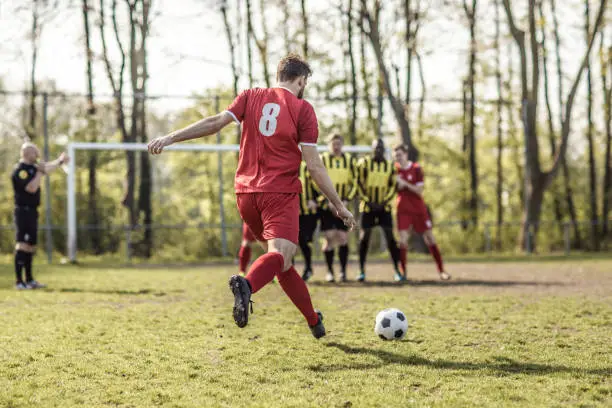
<box><xmin>394</xmin><ymin>144</ymin><xmax>450</xmax><ymax>280</ymax></box>
<box><xmin>237</xmin><ymin>223</ymin><xmax>256</xmax><ymax>276</ymax></box>
<box><xmin>148</xmin><ymin>54</ymin><xmax>356</xmax><ymax>339</ymax></box>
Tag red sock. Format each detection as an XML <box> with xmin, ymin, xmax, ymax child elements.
<box><xmin>276</xmin><ymin>266</ymin><xmax>319</xmax><ymax>326</ymax></box>
<box><xmin>399</xmin><ymin>245</ymin><xmax>407</xmax><ymax>274</ymax></box>
<box><xmin>428</xmin><ymin>244</ymin><xmax>444</xmax><ymax>273</ymax></box>
<box><xmin>245</xmin><ymin>252</ymin><xmax>283</xmax><ymax>294</ymax></box>
<box><xmin>238</xmin><ymin>245</ymin><xmax>252</xmax><ymax>273</ymax></box>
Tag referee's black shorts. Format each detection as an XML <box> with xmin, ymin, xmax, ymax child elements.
<box><xmin>319</xmin><ymin>209</ymin><xmax>348</xmax><ymax>232</ymax></box>
<box><xmin>361</xmin><ymin>210</ymin><xmax>393</xmax><ymax>229</ymax></box>
<box><xmin>299</xmin><ymin>213</ymin><xmax>319</xmax><ymax>243</ymax></box>
<box><xmin>14</xmin><ymin>206</ymin><xmax>38</xmax><ymax>245</ymax></box>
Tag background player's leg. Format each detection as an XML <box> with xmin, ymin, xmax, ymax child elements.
<box><xmin>337</xmin><ymin>230</ymin><xmax>349</xmax><ymax>281</ymax></box>
<box><xmin>322</xmin><ymin>230</ymin><xmax>336</xmax><ymax>282</ymax></box>
<box><xmin>398</xmin><ymin>229</ymin><xmax>410</xmax><ymax>277</ymax></box>
<box><xmin>423</xmin><ymin>229</ymin><xmax>450</xmax><ymax>279</ymax></box>
<box><xmin>298</xmin><ymin>235</ymin><xmax>312</xmax><ymax>277</ymax></box>
<box><xmin>14</xmin><ymin>244</ymin><xmax>28</xmax><ymax>288</ymax></box>
<box><xmin>358</xmin><ymin>228</ymin><xmax>372</xmax><ymax>281</ymax></box>
<box><xmin>24</xmin><ymin>249</ymin><xmax>34</xmax><ymax>283</ymax></box>
<box><xmin>382</xmin><ymin>227</ymin><xmax>403</xmax><ymax>281</ymax></box>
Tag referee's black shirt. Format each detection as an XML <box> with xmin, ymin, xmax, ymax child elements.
<box><xmin>12</xmin><ymin>162</ymin><xmax>40</xmax><ymax>208</ymax></box>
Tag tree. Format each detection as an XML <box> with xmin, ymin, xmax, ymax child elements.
<box><xmin>494</xmin><ymin>0</ymin><xmax>504</xmax><ymax>249</ymax></box>
<box><xmin>600</xmin><ymin>28</ymin><xmax>612</xmax><ymax>239</ymax></box>
<box><xmin>463</xmin><ymin>0</ymin><xmax>479</xmax><ymax>226</ymax></box>
<box><xmin>301</xmin><ymin>0</ymin><xmax>309</xmax><ymax>58</ymax></box>
<box><xmin>584</xmin><ymin>0</ymin><xmax>599</xmax><ymax>250</ymax></box>
<box><xmin>81</xmin><ymin>0</ymin><xmax>102</xmax><ymax>254</ymax></box>
<box><xmin>346</xmin><ymin>0</ymin><xmax>358</xmax><ymax>145</ymax></box>
<box><xmin>501</xmin><ymin>0</ymin><xmax>608</xmax><ymax>250</ymax></box>
<box><xmin>220</xmin><ymin>0</ymin><xmax>241</xmax><ymax>144</ymax></box>
<box><xmin>360</xmin><ymin>0</ymin><xmax>417</xmax><ymax>159</ymax></box>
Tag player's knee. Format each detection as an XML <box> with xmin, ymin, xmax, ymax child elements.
<box><xmin>423</xmin><ymin>232</ymin><xmax>435</xmax><ymax>246</ymax></box>
<box><xmin>338</xmin><ymin>232</ymin><xmax>348</xmax><ymax>246</ymax></box>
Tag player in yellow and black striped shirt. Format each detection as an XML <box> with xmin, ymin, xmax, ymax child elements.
<box><xmin>317</xmin><ymin>134</ymin><xmax>357</xmax><ymax>282</ymax></box>
<box><xmin>356</xmin><ymin>139</ymin><xmax>402</xmax><ymax>282</ymax></box>
<box><xmin>297</xmin><ymin>160</ymin><xmax>319</xmax><ymax>280</ymax></box>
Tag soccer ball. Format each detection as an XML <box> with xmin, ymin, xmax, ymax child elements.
<box><xmin>374</xmin><ymin>308</ymin><xmax>408</xmax><ymax>340</ymax></box>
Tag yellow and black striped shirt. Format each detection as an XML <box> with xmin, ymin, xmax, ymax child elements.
<box><xmin>298</xmin><ymin>161</ymin><xmax>319</xmax><ymax>215</ymax></box>
<box><xmin>357</xmin><ymin>156</ymin><xmax>397</xmax><ymax>212</ymax></box>
<box><xmin>317</xmin><ymin>152</ymin><xmax>357</xmax><ymax>209</ymax></box>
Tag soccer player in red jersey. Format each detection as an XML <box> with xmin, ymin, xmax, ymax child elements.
<box><xmin>148</xmin><ymin>54</ymin><xmax>355</xmax><ymax>339</ymax></box>
<box><xmin>394</xmin><ymin>144</ymin><xmax>450</xmax><ymax>280</ymax></box>
<box><xmin>237</xmin><ymin>223</ymin><xmax>256</xmax><ymax>276</ymax></box>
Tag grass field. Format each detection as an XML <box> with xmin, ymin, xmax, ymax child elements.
<box><xmin>1</xmin><ymin>259</ymin><xmax>611</xmax><ymax>407</ymax></box>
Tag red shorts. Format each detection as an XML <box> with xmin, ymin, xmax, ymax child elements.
<box><xmin>242</xmin><ymin>223</ymin><xmax>256</xmax><ymax>242</ymax></box>
<box><xmin>236</xmin><ymin>193</ymin><xmax>299</xmax><ymax>244</ymax></box>
<box><xmin>397</xmin><ymin>212</ymin><xmax>432</xmax><ymax>234</ymax></box>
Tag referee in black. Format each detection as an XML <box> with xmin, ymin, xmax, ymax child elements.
<box><xmin>12</xmin><ymin>142</ymin><xmax>68</xmax><ymax>290</ymax></box>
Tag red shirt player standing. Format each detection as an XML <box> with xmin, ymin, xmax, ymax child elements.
<box><xmin>148</xmin><ymin>54</ymin><xmax>355</xmax><ymax>339</ymax></box>
<box><xmin>394</xmin><ymin>144</ymin><xmax>450</xmax><ymax>281</ymax></box>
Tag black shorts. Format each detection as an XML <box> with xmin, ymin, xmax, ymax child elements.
<box><xmin>14</xmin><ymin>207</ymin><xmax>38</xmax><ymax>245</ymax></box>
<box><xmin>319</xmin><ymin>209</ymin><xmax>348</xmax><ymax>232</ymax></box>
<box><xmin>299</xmin><ymin>214</ymin><xmax>319</xmax><ymax>243</ymax></box>
<box><xmin>361</xmin><ymin>210</ymin><xmax>393</xmax><ymax>229</ymax></box>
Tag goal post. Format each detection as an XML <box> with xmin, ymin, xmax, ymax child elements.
<box><xmin>65</xmin><ymin>142</ymin><xmax>373</xmax><ymax>262</ymax></box>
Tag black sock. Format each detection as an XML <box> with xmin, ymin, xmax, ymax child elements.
<box><xmin>14</xmin><ymin>250</ymin><xmax>27</xmax><ymax>283</ymax></box>
<box><xmin>300</xmin><ymin>241</ymin><xmax>312</xmax><ymax>271</ymax></box>
<box><xmin>24</xmin><ymin>252</ymin><xmax>34</xmax><ymax>282</ymax></box>
<box><xmin>324</xmin><ymin>249</ymin><xmax>335</xmax><ymax>273</ymax></box>
<box><xmin>359</xmin><ymin>231</ymin><xmax>371</xmax><ymax>273</ymax></box>
<box><xmin>339</xmin><ymin>245</ymin><xmax>349</xmax><ymax>274</ymax></box>
<box><xmin>383</xmin><ymin>229</ymin><xmax>401</xmax><ymax>273</ymax></box>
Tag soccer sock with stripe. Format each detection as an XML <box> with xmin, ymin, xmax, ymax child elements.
<box><xmin>14</xmin><ymin>250</ymin><xmax>27</xmax><ymax>283</ymax></box>
<box><xmin>428</xmin><ymin>244</ymin><xmax>445</xmax><ymax>273</ymax></box>
<box><xmin>276</xmin><ymin>266</ymin><xmax>319</xmax><ymax>326</ymax></box>
<box><xmin>238</xmin><ymin>245</ymin><xmax>252</xmax><ymax>273</ymax></box>
<box><xmin>338</xmin><ymin>245</ymin><xmax>349</xmax><ymax>274</ymax></box>
<box><xmin>324</xmin><ymin>249</ymin><xmax>335</xmax><ymax>273</ymax></box>
<box><xmin>245</xmin><ymin>252</ymin><xmax>283</xmax><ymax>294</ymax></box>
<box><xmin>399</xmin><ymin>244</ymin><xmax>407</xmax><ymax>275</ymax></box>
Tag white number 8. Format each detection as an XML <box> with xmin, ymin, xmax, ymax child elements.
<box><xmin>258</xmin><ymin>103</ymin><xmax>281</xmax><ymax>137</ymax></box>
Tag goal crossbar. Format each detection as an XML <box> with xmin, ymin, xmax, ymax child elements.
<box><xmin>66</xmin><ymin>142</ymin><xmax>373</xmax><ymax>262</ymax></box>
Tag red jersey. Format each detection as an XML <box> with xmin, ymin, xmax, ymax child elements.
<box><xmin>396</xmin><ymin>162</ymin><xmax>427</xmax><ymax>215</ymax></box>
<box><xmin>226</xmin><ymin>87</ymin><xmax>319</xmax><ymax>194</ymax></box>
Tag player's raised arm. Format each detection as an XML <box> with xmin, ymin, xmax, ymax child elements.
<box><xmin>148</xmin><ymin>112</ymin><xmax>234</xmax><ymax>155</ymax></box>
<box><xmin>302</xmin><ymin>145</ymin><xmax>356</xmax><ymax>230</ymax></box>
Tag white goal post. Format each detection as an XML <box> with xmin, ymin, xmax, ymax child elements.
<box><xmin>66</xmin><ymin>142</ymin><xmax>373</xmax><ymax>262</ymax></box>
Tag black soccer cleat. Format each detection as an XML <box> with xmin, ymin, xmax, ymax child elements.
<box><xmin>301</xmin><ymin>268</ymin><xmax>313</xmax><ymax>282</ymax></box>
<box><xmin>228</xmin><ymin>274</ymin><xmax>252</xmax><ymax>328</ymax></box>
<box><xmin>309</xmin><ymin>310</ymin><xmax>326</xmax><ymax>339</ymax></box>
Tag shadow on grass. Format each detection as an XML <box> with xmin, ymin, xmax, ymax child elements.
<box><xmin>315</xmin><ymin>342</ymin><xmax>610</xmax><ymax>376</ymax></box>
<box><xmin>44</xmin><ymin>288</ymin><xmax>183</xmax><ymax>296</ymax></box>
<box><xmin>307</xmin><ymin>279</ymin><xmax>565</xmax><ymax>288</ymax></box>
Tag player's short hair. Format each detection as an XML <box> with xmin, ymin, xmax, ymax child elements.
<box><xmin>326</xmin><ymin>133</ymin><xmax>344</xmax><ymax>144</ymax></box>
<box><xmin>393</xmin><ymin>143</ymin><xmax>409</xmax><ymax>154</ymax></box>
<box><xmin>277</xmin><ymin>54</ymin><xmax>312</xmax><ymax>82</ymax></box>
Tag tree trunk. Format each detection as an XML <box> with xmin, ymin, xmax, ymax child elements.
<box><xmin>463</xmin><ymin>0</ymin><xmax>478</xmax><ymax>226</ymax></box>
<box><xmin>300</xmin><ymin>0</ymin><xmax>308</xmax><ymax>58</ymax></box>
<box><xmin>28</xmin><ymin>1</ymin><xmax>40</xmax><ymax>140</ymax></box>
<box><xmin>600</xmin><ymin>32</ymin><xmax>612</xmax><ymax>239</ymax></box>
<box><xmin>221</xmin><ymin>0</ymin><xmax>241</xmax><ymax>144</ymax></box>
<box><xmin>347</xmin><ymin>0</ymin><xmax>358</xmax><ymax>145</ymax></box>
<box><xmin>359</xmin><ymin>29</ymin><xmax>375</xmax><ymax>131</ymax></box>
<box><xmin>360</xmin><ymin>0</ymin><xmax>416</xmax><ymax>159</ymax></box>
<box><xmin>415</xmin><ymin>51</ymin><xmax>426</xmax><ymax>141</ymax></box>
<box><xmin>584</xmin><ymin>0</ymin><xmax>598</xmax><ymax>250</ymax></box>
<box><xmin>538</xmin><ymin>1</ymin><xmax>565</xmax><ymax>238</ymax></box>
<box><xmin>506</xmin><ymin>42</ymin><xmax>524</xmax><ymax>211</ymax></box>
<box><xmin>280</xmin><ymin>0</ymin><xmax>291</xmax><ymax>55</ymax></box>
<box><xmin>551</xmin><ymin>0</ymin><xmax>582</xmax><ymax>247</ymax></box>
<box><xmin>245</xmin><ymin>0</ymin><xmax>254</xmax><ymax>87</ymax></box>
<box><xmin>82</xmin><ymin>0</ymin><xmax>102</xmax><ymax>254</ymax></box>
<box><xmin>494</xmin><ymin>0</ymin><xmax>504</xmax><ymax>249</ymax></box>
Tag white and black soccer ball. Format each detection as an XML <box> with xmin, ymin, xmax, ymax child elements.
<box><xmin>374</xmin><ymin>308</ymin><xmax>408</xmax><ymax>340</ymax></box>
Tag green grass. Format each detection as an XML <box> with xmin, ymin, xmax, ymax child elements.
<box><xmin>0</xmin><ymin>261</ymin><xmax>611</xmax><ymax>407</ymax></box>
